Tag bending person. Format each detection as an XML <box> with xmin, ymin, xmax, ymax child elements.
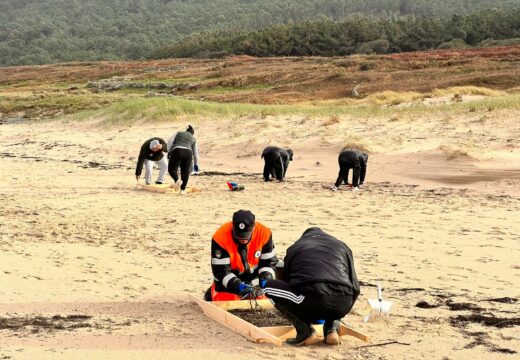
<box><xmin>135</xmin><ymin>137</ymin><xmax>168</xmax><ymax>185</ymax></box>
<box><xmin>167</xmin><ymin>125</ymin><xmax>199</xmax><ymax>194</ymax></box>
<box><xmin>261</xmin><ymin>227</ymin><xmax>360</xmax><ymax>346</ymax></box>
<box><xmin>333</xmin><ymin>149</ymin><xmax>368</xmax><ymax>191</ymax></box>
<box><xmin>204</xmin><ymin>210</ymin><xmax>278</xmax><ymax>301</ymax></box>
<box><xmin>261</xmin><ymin>146</ymin><xmax>294</xmax><ymax>182</ymax></box>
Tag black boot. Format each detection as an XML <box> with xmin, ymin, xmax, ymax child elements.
<box><xmin>323</xmin><ymin>320</ymin><xmax>340</xmax><ymax>345</ymax></box>
<box><xmin>274</xmin><ymin>304</ymin><xmax>316</xmax><ymax>346</ymax></box>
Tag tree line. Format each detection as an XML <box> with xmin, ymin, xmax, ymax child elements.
<box><xmin>151</xmin><ymin>8</ymin><xmax>520</xmax><ymax>59</ymax></box>
<box><xmin>0</xmin><ymin>0</ymin><xmax>519</xmax><ymax>66</ymax></box>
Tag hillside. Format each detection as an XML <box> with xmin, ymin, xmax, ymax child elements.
<box><xmin>1</xmin><ymin>46</ymin><xmax>520</xmax><ymax>122</ymax></box>
<box><xmin>0</xmin><ymin>0</ymin><xmax>519</xmax><ymax>66</ymax></box>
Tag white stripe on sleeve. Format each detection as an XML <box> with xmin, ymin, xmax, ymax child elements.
<box><xmin>211</xmin><ymin>257</ymin><xmax>231</xmax><ymax>265</ymax></box>
<box><xmin>222</xmin><ymin>273</ymin><xmax>237</xmax><ymax>288</ymax></box>
<box><xmin>258</xmin><ymin>267</ymin><xmax>275</xmax><ymax>278</ymax></box>
<box><xmin>260</xmin><ymin>250</ymin><xmax>276</xmax><ymax>259</ymax></box>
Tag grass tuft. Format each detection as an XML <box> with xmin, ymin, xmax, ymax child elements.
<box><xmin>438</xmin><ymin>145</ymin><xmax>474</xmax><ymax>160</ymax></box>
<box><xmin>432</xmin><ymin>86</ymin><xmax>506</xmax><ymax>97</ymax></box>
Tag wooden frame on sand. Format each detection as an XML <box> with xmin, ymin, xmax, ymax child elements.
<box><xmin>190</xmin><ymin>294</ymin><xmax>369</xmax><ymax>346</ymax></box>
<box><xmin>139</xmin><ymin>184</ymin><xmax>200</xmax><ymax>193</ymax></box>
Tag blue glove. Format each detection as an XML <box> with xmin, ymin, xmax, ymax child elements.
<box><xmin>238</xmin><ymin>283</ymin><xmax>253</xmax><ymax>296</ymax></box>
<box><xmin>194</xmin><ymin>164</ymin><xmax>199</xmax><ymax>172</ymax></box>
<box><xmin>260</xmin><ymin>279</ymin><xmax>268</xmax><ymax>288</ymax></box>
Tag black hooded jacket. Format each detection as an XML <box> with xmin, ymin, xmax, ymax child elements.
<box><xmin>283</xmin><ymin>227</ymin><xmax>360</xmax><ymax>298</ymax></box>
<box><xmin>135</xmin><ymin>137</ymin><xmax>168</xmax><ymax>176</ymax></box>
<box><xmin>338</xmin><ymin>150</ymin><xmax>368</xmax><ymax>168</ymax></box>
<box><xmin>261</xmin><ymin>146</ymin><xmax>293</xmax><ymax>162</ymax></box>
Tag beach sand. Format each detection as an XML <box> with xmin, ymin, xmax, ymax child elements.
<box><xmin>1</xmin><ymin>110</ymin><xmax>519</xmax><ymax>359</ymax></box>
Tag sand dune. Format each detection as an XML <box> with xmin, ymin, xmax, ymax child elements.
<box><xmin>1</xmin><ymin>112</ymin><xmax>519</xmax><ymax>359</ymax></box>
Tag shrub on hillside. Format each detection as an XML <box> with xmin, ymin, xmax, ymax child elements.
<box><xmin>438</xmin><ymin>38</ymin><xmax>468</xmax><ymax>49</ymax></box>
<box><xmin>478</xmin><ymin>38</ymin><xmax>520</xmax><ymax>47</ymax></box>
<box><xmin>356</xmin><ymin>39</ymin><xmax>390</xmax><ymax>54</ymax></box>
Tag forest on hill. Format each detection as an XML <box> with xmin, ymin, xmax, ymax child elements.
<box><xmin>1</xmin><ymin>0</ymin><xmax>519</xmax><ymax>66</ymax></box>
<box><xmin>152</xmin><ymin>8</ymin><xmax>520</xmax><ymax>59</ymax></box>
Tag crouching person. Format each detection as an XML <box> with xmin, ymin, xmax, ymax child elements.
<box><xmin>262</xmin><ymin>227</ymin><xmax>360</xmax><ymax>346</ymax></box>
<box><xmin>204</xmin><ymin>210</ymin><xmax>278</xmax><ymax>301</ymax></box>
<box><xmin>135</xmin><ymin>137</ymin><xmax>168</xmax><ymax>185</ymax></box>
<box><xmin>333</xmin><ymin>149</ymin><xmax>368</xmax><ymax>191</ymax></box>
<box><xmin>261</xmin><ymin>146</ymin><xmax>293</xmax><ymax>182</ymax></box>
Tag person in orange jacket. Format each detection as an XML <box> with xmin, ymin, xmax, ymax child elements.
<box><xmin>204</xmin><ymin>210</ymin><xmax>278</xmax><ymax>301</ymax></box>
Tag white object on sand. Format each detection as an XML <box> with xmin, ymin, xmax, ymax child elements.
<box><xmin>364</xmin><ymin>283</ymin><xmax>393</xmax><ymax>322</ymax></box>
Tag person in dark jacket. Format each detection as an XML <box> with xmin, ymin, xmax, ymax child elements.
<box><xmin>261</xmin><ymin>227</ymin><xmax>360</xmax><ymax>346</ymax></box>
<box><xmin>332</xmin><ymin>149</ymin><xmax>368</xmax><ymax>191</ymax></box>
<box><xmin>168</xmin><ymin>125</ymin><xmax>200</xmax><ymax>194</ymax></box>
<box><xmin>135</xmin><ymin>137</ymin><xmax>168</xmax><ymax>185</ymax></box>
<box><xmin>261</xmin><ymin>146</ymin><xmax>293</xmax><ymax>182</ymax></box>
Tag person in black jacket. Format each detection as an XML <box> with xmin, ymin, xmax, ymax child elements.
<box><xmin>332</xmin><ymin>149</ymin><xmax>368</xmax><ymax>191</ymax></box>
<box><xmin>135</xmin><ymin>137</ymin><xmax>168</xmax><ymax>185</ymax></box>
<box><xmin>262</xmin><ymin>227</ymin><xmax>360</xmax><ymax>346</ymax></box>
<box><xmin>261</xmin><ymin>146</ymin><xmax>294</xmax><ymax>182</ymax></box>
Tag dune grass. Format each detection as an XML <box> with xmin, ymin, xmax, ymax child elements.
<box><xmin>74</xmin><ymin>96</ymin><xmax>387</xmax><ymax>125</ymax></box>
<box><xmin>432</xmin><ymin>86</ymin><xmax>506</xmax><ymax>97</ymax></box>
<box><xmin>70</xmin><ymin>90</ymin><xmax>520</xmax><ymax>126</ymax></box>
<box><xmin>363</xmin><ymin>91</ymin><xmax>424</xmax><ymax>105</ymax></box>
<box><xmin>0</xmin><ymin>92</ymin><xmax>121</xmax><ymax>118</ymax></box>
<box><xmin>438</xmin><ymin>145</ymin><xmax>475</xmax><ymax>160</ymax></box>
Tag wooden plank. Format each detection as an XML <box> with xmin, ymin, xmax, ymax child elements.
<box><xmin>338</xmin><ymin>323</ymin><xmax>370</xmax><ymax>342</ymax></box>
<box><xmin>212</xmin><ymin>299</ymin><xmax>274</xmax><ymax>311</ymax></box>
<box><xmin>139</xmin><ymin>184</ymin><xmax>175</xmax><ymax>193</ymax></box>
<box><xmin>139</xmin><ymin>184</ymin><xmax>200</xmax><ymax>194</ymax></box>
<box><xmin>262</xmin><ymin>324</ymin><xmax>369</xmax><ymax>343</ymax></box>
<box><xmin>191</xmin><ymin>295</ymin><xmax>369</xmax><ymax>345</ymax></box>
<box><xmin>262</xmin><ymin>326</ymin><xmax>296</xmax><ymax>339</ymax></box>
<box><xmin>190</xmin><ymin>294</ymin><xmax>283</xmax><ymax>346</ymax></box>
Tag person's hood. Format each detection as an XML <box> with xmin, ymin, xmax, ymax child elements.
<box><xmin>300</xmin><ymin>227</ymin><xmax>327</xmax><ymax>239</ymax></box>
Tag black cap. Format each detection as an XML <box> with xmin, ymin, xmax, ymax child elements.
<box><xmin>187</xmin><ymin>125</ymin><xmax>194</xmax><ymax>134</ymax></box>
<box><xmin>232</xmin><ymin>210</ymin><xmax>255</xmax><ymax>240</ymax></box>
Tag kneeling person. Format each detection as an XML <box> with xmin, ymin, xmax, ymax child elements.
<box><xmin>262</xmin><ymin>227</ymin><xmax>360</xmax><ymax>346</ymax></box>
<box><xmin>261</xmin><ymin>146</ymin><xmax>293</xmax><ymax>182</ymax></box>
<box><xmin>205</xmin><ymin>210</ymin><xmax>278</xmax><ymax>301</ymax></box>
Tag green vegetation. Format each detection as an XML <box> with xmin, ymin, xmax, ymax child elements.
<box><xmin>153</xmin><ymin>8</ymin><xmax>520</xmax><ymax>58</ymax></box>
<box><xmin>73</xmin><ymin>91</ymin><xmax>520</xmax><ymax>125</ymax></box>
<box><xmin>1</xmin><ymin>0</ymin><xmax>519</xmax><ymax>66</ymax></box>
<box><xmin>0</xmin><ymin>92</ymin><xmax>123</xmax><ymax>118</ymax></box>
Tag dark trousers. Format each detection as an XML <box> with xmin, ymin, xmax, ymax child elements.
<box><xmin>263</xmin><ymin>279</ymin><xmax>354</xmax><ymax>324</ymax></box>
<box><xmin>263</xmin><ymin>156</ymin><xmax>289</xmax><ymax>181</ymax></box>
<box><xmin>168</xmin><ymin>148</ymin><xmax>192</xmax><ymax>190</ymax></box>
<box><xmin>335</xmin><ymin>162</ymin><xmax>361</xmax><ymax>188</ymax></box>
<box><xmin>360</xmin><ymin>164</ymin><xmax>366</xmax><ymax>185</ymax></box>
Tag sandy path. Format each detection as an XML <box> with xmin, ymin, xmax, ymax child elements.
<box><xmin>1</xmin><ymin>116</ymin><xmax>519</xmax><ymax>359</ymax></box>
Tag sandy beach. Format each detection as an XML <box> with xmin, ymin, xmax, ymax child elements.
<box><xmin>1</xmin><ymin>107</ymin><xmax>519</xmax><ymax>359</ymax></box>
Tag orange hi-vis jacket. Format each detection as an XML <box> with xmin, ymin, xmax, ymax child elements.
<box><xmin>213</xmin><ymin>222</ymin><xmax>271</xmax><ymax>273</ymax></box>
<box><xmin>210</xmin><ymin>221</ymin><xmax>276</xmax><ymax>301</ymax></box>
